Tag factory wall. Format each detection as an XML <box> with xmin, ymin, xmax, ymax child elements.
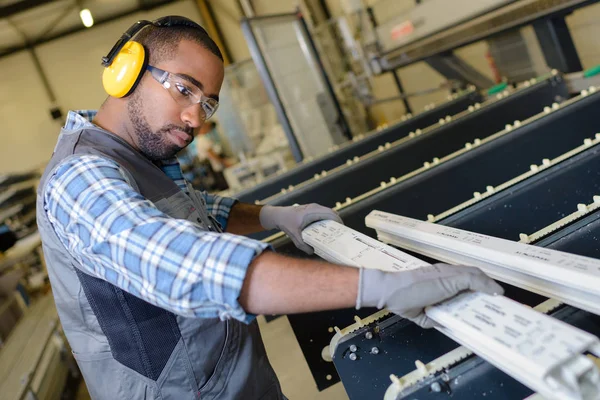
<box><xmin>0</xmin><ymin>0</ymin><xmax>203</xmax><ymax>174</ymax></box>
<box><xmin>210</xmin><ymin>0</ymin><xmax>301</xmax><ymax>63</ymax></box>
<box><xmin>0</xmin><ymin>51</ymin><xmax>62</xmax><ymax>175</ymax></box>
<box><xmin>568</xmin><ymin>4</ymin><xmax>600</xmax><ymax>69</ymax></box>
<box><xmin>211</xmin><ymin>0</ymin><xmax>251</xmax><ymax>62</ymax></box>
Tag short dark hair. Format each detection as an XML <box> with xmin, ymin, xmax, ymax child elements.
<box><xmin>135</xmin><ymin>21</ymin><xmax>223</xmax><ymax>65</ymax></box>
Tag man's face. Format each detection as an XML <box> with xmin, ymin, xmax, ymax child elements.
<box><xmin>127</xmin><ymin>39</ymin><xmax>224</xmax><ymax>160</ymax></box>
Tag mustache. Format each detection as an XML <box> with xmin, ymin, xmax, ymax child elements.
<box><xmin>159</xmin><ymin>124</ymin><xmax>193</xmax><ymax>136</ymax></box>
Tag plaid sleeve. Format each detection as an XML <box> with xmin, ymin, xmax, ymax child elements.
<box><xmin>200</xmin><ymin>191</ymin><xmax>238</xmax><ymax>231</ymax></box>
<box><xmin>43</xmin><ymin>155</ymin><xmax>268</xmax><ymax>322</ymax></box>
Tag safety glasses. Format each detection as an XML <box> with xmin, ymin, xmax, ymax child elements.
<box><xmin>147</xmin><ymin>65</ymin><xmax>219</xmax><ymax>120</ymax></box>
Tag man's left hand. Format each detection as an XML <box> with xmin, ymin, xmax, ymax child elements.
<box><xmin>259</xmin><ymin>204</ymin><xmax>343</xmax><ymax>254</ymax></box>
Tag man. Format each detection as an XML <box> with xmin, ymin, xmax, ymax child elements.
<box><xmin>36</xmin><ymin>16</ymin><xmax>502</xmax><ymax>400</ymax></box>
<box><xmin>194</xmin><ymin>121</ymin><xmax>230</xmax><ymax>190</ymax></box>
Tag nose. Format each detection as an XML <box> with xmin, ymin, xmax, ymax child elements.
<box><xmin>180</xmin><ymin>103</ymin><xmax>207</xmax><ymax>129</ymax></box>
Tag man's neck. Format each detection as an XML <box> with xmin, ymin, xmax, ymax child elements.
<box><xmin>92</xmin><ymin>98</ymin><xmax>139</xmax><ymax>152</ymax></box>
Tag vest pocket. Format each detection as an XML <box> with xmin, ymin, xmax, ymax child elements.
<box><xmin>198</xmin><ymin>320</ymin><xmax>230</xmax><ymax>396</ymax></box>
<box><xmin>156</xmin><ymin>339</ymin><xmax>202</xmax><ymax>400</ymax></box>
<box><xmin>73</xmin><ymin>350</ymin><xmax>158</xmax><ymax>400</ymax></box>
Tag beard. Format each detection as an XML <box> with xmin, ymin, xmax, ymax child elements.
<box><xmin>127</xmin><ymin>94</ymin><xmax>192</xmax><ymax>160</ymax></box>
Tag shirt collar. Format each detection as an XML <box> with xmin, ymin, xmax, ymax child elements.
<box><xmin>64</xmin><ymin>110</ymin><xmax>98</xmax><ymax>131</ymax></box>
<box><xmin>65</xmin><ymin>110</ymin><xmax>181</xmax><ymax>167</ymax></box>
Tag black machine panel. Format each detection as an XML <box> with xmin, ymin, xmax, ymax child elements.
<box><xmin>339</xmin><ymin>90</ymin><xmax>600</xmax><ymax>236</ymax></box>
<box><xmin>443</xmin><ymin>143</ymin><xmax>600</xmax><ymax>238</ymax></box>
<box><xmin>268</xmin><ymin>77</ymin><xmax>567</xmax><ymax>208</ymax></box>
<box><xmin>235</xmin><ymin>91</ymin><xmax>482</xmax><ymax>203</ymax></box>
<box><xmin>331</xmin><ymin>140</ymin><xmax>600</xmax><ymax>399</ymax></box>
<box><xmin>333</xmin><ymin>304</ymin><xmax>600</xmax><ymax>399</ymax></box>
<box><xmin>540</xmin><ymin>213</ymin><xmax>600</xmax><ymax>257</ymax></box>
<box><xmin>275</xmin><ymin>90</ymin><xmax>600</xmax><ymax>390</ymax></box>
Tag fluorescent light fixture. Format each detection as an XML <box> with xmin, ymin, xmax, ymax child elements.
<box><xmin>80</xmin><ymin>8</ymin><xmax>94</xmax><ymax>28</ymax></box>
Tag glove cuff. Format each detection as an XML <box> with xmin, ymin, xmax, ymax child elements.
<box><xmin>259</xmin><ymin>205</ymin><xmax>280</xmax><ymax>230</ymax></box>
<box><xmin>356</xmin><ymin>268</ymin><xmax>365</xmax><ymax>309</ymax></box>
<box><xmin>357</xmin><ymin>268</ymin><xmax>387</xmax><ymax>309</ymax></box>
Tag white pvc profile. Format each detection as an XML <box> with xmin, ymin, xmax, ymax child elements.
<box><xmin>366</xmin><ymin>210</ymin><xmax>600</xmax><ymax>316</ymax></box>
<box><xmin>302</xmin><ymin>220</ymin><xmax>430</xmax><ymax>362</ymax></box>
<box><xmin>302</xmin><ymin>220</ymin><xmax>600</xmax><ymax>399</ymax></box>
<box><xmin>428</xmin><ymin>292</ymin><xmax>600</xmax><ymax>400</ymax></box>
<box><xmin>302</xmin><ymin>220</ymin><xmax>429</xmax><ymax>272</ymax></box>
<box><xmin>384</xmin><ymin>298</ymin><xmax>563</xmax><ymax>400</ymax></box>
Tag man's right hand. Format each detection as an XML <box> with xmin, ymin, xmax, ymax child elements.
<box><xmin>357</xmin><ymin>264</ymin><xmax>504</xmax><ymax>328</ymax></box>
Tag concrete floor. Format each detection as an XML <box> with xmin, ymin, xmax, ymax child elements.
<box><xmin>257</xmin><ymin>315</ymin><xmax>349</xmax><ymax>400</ymax></box>
<box><xmin>77</xmin><ymin>315</ymin><xmax>350</xmax><ymax>400</ymax></box>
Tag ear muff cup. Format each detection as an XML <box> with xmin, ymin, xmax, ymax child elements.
<box><xmin>102</xmin><ymin>41</ymin><xmax>148</xmax><ymax>98</ymax></box>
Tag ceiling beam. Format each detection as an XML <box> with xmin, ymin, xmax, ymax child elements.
<box><xmin>0</xmin><ymin>0</ymin><xmax>181</xmax><ymax>59</ymax></box>
<box><xmin>0</xmin><ymin>0</ymin><xmax>56</xmax><ymax>19</ymax></box>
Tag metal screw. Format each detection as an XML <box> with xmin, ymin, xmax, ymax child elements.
<box><xmin>349</xmin><ymin>344</ymin><xmax>357</xmax><ymax>352</ymax></box>
<box><xmin>371</xmin><ymin>347</ymin><xmax>379</xmax><ymax>355</ymax></box>
<box><xmin>349</xmin><ymin>353</ymin><xmax>357</xmax><ymax>361</ymax></box>
<box><xmin>430</xmin><ymin>382</ymin><xmax>442</xmax><ymax>393</ymax></box>
<box><xmin>365</xmin><ymin>331</ymin><xmax>373</xmax><ymax>339</ymax></box>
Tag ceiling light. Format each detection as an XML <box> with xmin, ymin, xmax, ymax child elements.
<box><xmin>80</xmin><ymin>9</ymin><xmax>94</xmax><ymax>28</ymax></box>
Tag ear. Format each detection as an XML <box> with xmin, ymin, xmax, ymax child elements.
<box><xmin>102</xmin><ymin>41</ymin><xmax>148</xmax><ymax>98</ymax></box>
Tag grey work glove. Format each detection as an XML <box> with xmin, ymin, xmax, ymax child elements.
<box><xmin>260</xmin><ymin>204</ymin><xmax>343</xmax><ymax>254</ymax></box>
<box><xmin>357</xmin><ymin>264</ymin><xmax>504</xmax><ymax>328</ymax></box>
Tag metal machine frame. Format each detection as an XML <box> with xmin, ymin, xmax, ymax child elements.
<box><xmin>241</xmin><ymin>13</ymin><xmax>352</xmax><ymax>162</ymax></box>
<box><xmin>373</xmin><ymin>0</ymin><xmax>600</xmax><ymax>86</ymax></box>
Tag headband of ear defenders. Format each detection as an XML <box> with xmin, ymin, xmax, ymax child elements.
<box><xmin>101</xmin><ymin>16</ymin><xmax>207</xmax><ymax>67</ymax></box>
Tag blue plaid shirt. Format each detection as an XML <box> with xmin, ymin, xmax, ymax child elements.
<box><xmin>43</xmin><ymin>110</ymin><xmax>268</xmax><ymax>323</ymax></box>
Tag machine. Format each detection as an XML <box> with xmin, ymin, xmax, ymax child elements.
<box><xmin>372</xmin><ymin>0</ymin><xmax>516</xmax><ymax>53</ymax></box>
<box><xmin>0</xmin><ymin>174</ymin><xmax>38</xmax><ymax>239</ymax></box>
<box><xmin>262</xmin><ymin>76</ymin><xmax>600</xmax><ymax>393</ymax></box>
<box><xmin>327</xmin><ymin>134</ymin><xmax>600</xmax><ymax>398</ymax></box>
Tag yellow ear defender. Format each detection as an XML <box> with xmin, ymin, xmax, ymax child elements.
<box><xmin>101</xmin><ymin>16</ymin><xmax>207</xmax><ymax>98</ymax></box>
<box><xmin>102</xmin><ymin>41</ymin><xmax>147</xmax><ymax>98</ymax></box>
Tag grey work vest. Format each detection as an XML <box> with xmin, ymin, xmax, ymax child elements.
<box><xmin>36</xmin><ymin>126</ymin><xmax>283</xmax><ymax>400</ymax></box>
